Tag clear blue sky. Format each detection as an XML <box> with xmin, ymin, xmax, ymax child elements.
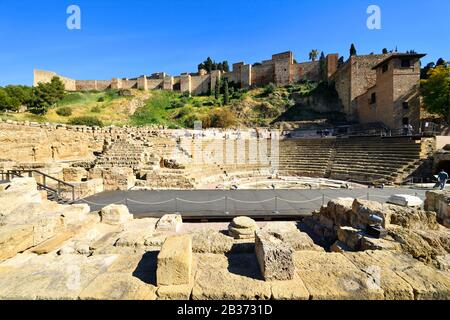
<box><xmin>0</xmin><ymin>0</ymin><xmax>449</xmax><ymax>86</ymax></box>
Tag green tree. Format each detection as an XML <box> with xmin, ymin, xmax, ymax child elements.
<box><xmin>214</xmin><ymin>80</ymin><xmax>220</xmax><ymax>100</ymax></box>
<box><xmin>421</xmin><ymin>65</ymin><xmax>450</xmax><ymax>122</ymax></box>
<box><xmin>382</xmin><ymin>48</ymin><xmax>388</xmax><ymax>54</ymax></box>
<box><xmin>319</xmin><ymin>52</ymin><xmax>327</xmax><ymax>82</ymax></box>
<box><xmin>309</xmin><ymin>49</ymin><xmax>319</xmax><ymax>62</ymax></box>
<box><xmin>350</xmin><ymin>44</ymin><xmax>357</xmax><ymax>57</ymax></box>
<box><xmin>29</xmin><ymin>77</ymin><xmax>66</xmax><ymax>115</ymax></box>
<box><xmin>223</xmin><ymin>80</ymin><xmax>230</xmax><ymax>105</ymax></box>
<box><xmin>0</xmin><ymin>88</ymin><xmax>20</xmax><ymax>111</ymax></box>
<box><xmin>4</xmin><ymin>85</ymin><xmax>34</xmax><ymax>106</ymax></box>
<box><xmin>223</xmin><ymin>61</ymin><xmax>230</xmax><ymax>72</ymax></box>
<box><xmin>436</xmin><ymin>58</ymin><xmax>447</xmax><ymax>67</ymax></box>
<box><xmin>421</xmin><ymin>62</ymin><xmax>435</xmax><ymax>79</ymax></box>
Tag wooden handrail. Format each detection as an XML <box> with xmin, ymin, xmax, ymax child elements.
<box><xmin>3</xmin><ymin>169</ymin><xmax>75</xmax><ymax>203</ymax></box>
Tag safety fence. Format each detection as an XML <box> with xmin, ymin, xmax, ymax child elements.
<box><xmin>77</xmin><ymin>191</ymin><xmax>422</xmax><ymax>216</ymax></box>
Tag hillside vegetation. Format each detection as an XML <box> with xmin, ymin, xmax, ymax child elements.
<box><xmin>1</xmin><ymin>81</ymin><xmax>345</xmax><ymax>128</ymax></box>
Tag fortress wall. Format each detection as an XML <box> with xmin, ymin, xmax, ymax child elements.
<box><xmin>327</xmin><ymin>54</ymin><xmax>339</xmax><ymax>79</ymax></box>
<box><xmin>76</xmin><ymin>80</ymin><xmax>98</xmax><ymax>91</ymax></box>
<box><xmin>296</xmin><ymin>61</ymin><xmax>320</xmax><ymax>82</ymax></box>
<box><xmin>147</xmin><ymin>79</ymin><xmax>164</xmax><ymax>90</ymax></box>
<box><xmin>180</xmin><ymin>75</ymin><xmax>191</xmax><ymax>94</ymax></box>
<box><xmin>274</xmin><ymin>59</ymin><xmax>293</xmax><ymax>86</ymax></box>
<box><xmin>96</xmin><ymin>80</ymin><xmax>112</xmax><ymax>91</ymax></box>
<box><xmin>252</xmin><ymin>64</ymin><xmax>275</xmax><ymax>86</ymax></box>
<box><xmin>121</xmin><ymin>80</ymin><xmax>138</xmax><ymax>89</ymax></box>
<box><xmin>222</xmin><ymin>71</ymin><xmax>237</xmax><ymax>85</ymax></box>
<box><xmin>34</xmin><ymin>70</ymin><xmax>77</xmax><ymax>91</ymax></box>
<box><xmin>191</xmin><ymin>75</ymin><xmax>211</xmax><ymax>95</ymax></box>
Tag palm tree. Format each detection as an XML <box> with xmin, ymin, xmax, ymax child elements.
<box><xmin>309</xmin><ymin>49</ymin><xmax>319</xmax><ymax>62</ymax></box>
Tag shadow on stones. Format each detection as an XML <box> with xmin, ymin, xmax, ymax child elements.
<box><xmin>225</xmin><ymin>253</ymin><xmax>263</xmax><ymax>280</ymax></box>
<box><xmin>132</xmin><ymin>251</ymin><xmax>158</xmax><ymax>286</ymax></box>
<box><xmin>296</xmin><ymin>220</ymin><xmax>330</xmax><ymax>251</ymax></box>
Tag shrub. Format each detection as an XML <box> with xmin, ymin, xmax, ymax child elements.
<box><xmin>255</xmin><ymin>102</ymin><xmax>280</xmax><ymax>118</ymax></box>
<box><xmin>97</xmin><ymin>97</ymin><xmax>105</xmax><ymax>102</ymax></box>
<box><xmin>173</xmin><ymin>106</ymin><xmax>193</xmax><ymax>119</ymax></box>
<box><xmin>208</xmin><ymin>109</ymin><xmax>236</xmax><ymax>128</ymax></box>
<box><xmin>170</xmin><ymin>100</ymin><xmax>185</xmax><ymax>109</ymax></box>
<box><xmin>193</xmin><ymin>100</ymin><xmax>202</xmax><ymax>108</ymax></box>
<box><xmin>263</xmin><ymin>83</ymin><xmax>277</xmax><ymax>96</ymax></box>
<box><xmin>183</xmin><ymin>114</ymin><xmax>201</xmax><ymax>128</ymax></box>
<box><xmin>91</xmin><ymin>106</ymin><xmax>101</xmax><ymax>113</ymax></box>
<box><xmin>56</xmin><ymin>106</ymin><xmax>72</xmax><ymax>117</ymax></box>
<box><xmin>68</xmin><ymin>116</ymin><xmax>103</xmax><ymax>127</ymax></box>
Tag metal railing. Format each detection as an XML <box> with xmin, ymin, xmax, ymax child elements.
<box><xmin>1</xmin><ymin>169</ymin><xmax>75</xmax><ymax>204</ymax></box>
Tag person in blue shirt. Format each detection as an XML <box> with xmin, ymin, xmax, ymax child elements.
<box><xmin>437</xmin><ymin>170</ymin><xmax>449</xmax><ymax>190</ymax></box>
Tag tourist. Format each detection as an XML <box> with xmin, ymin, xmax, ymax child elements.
<box><xmin>408</xmin><ymin>124</ymin><xmax>414</xmax><ymax>136</ymax></box>
<box><xmin>436</xmin><ymin>169</ymin><xmax>449</xmax><ymax>190</ymax></box>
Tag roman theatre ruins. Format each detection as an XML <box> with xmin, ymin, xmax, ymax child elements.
<box><xmin>0</xmin><ymin>119</ymin><xmax>449</xmax><ymax>300</ymax></box>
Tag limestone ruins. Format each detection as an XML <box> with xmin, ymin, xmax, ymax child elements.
<box><xmin>0</xmin><ymin>176</ymin><xmax>449</xmax><ymax>300</ymax></box>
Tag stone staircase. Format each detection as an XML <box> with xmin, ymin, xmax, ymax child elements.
<box><xmin>274</xmin><ymin>137</ymin><xmax>426</xmax><ymax>185</ymax></box>
<box><xmin>95</xmin><ymin>139</ymin><xmax>149</xmax><ymax>170</ymax></box>
<box><xmin>277</xmin><ymin>139</ymin><xmax>335</xmax><ymax>177</ymax></box>
<box><xmin>329</xmin><ymin>137</ymin><xmax>424</xmax><ymax>185</ymax></box>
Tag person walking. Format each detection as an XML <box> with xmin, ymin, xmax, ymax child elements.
<box><xmin>437</xmin><ymin>169</ymin><xmax>449</xmax><ymax>190</ymax></box>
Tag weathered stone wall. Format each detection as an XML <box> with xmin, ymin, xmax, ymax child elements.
<box><xmin>332</xmin><ymin>54</ymin><xmax>389</xmax><ymax>121</ymax></box>
<box><xmin>0</xmin><ymin>122</ymin><xmax>103</xmax><ymax>163</ymax></box>
<box><xmin>33</xmin><ymin>70</ymin><xmax>77</xmax><ymax>91</ymax></box>
<box><xmin>147</xmin><ymin>79</ymin><xmax>164</xmax><ymax>90</ymax></box>
<box><xmin>251</xmin><ymin>64</ymin><xmax>274</xmax><ymax>86</ymax></box>
<box><xmin>33</xmin><ymin>51</ymin><xmax>337</xmax><ymax>95</ymax></box>
<box><xmin>190</xmin><ymin>75</ymin><xmax>210</xmax><ymax>95</ymax></box>
<box><xmin>295</xmin><ymin>61</ymin><xmax>320</xmax><ymax>82</ymax></box>
<box><xmin>356</xmin><ymin>56</ymin><xmax>422</xmax><ymax>131</ymax></box>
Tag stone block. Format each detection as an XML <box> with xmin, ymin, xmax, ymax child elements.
<box><xmin>0</xmin><ymin>178</ymin><xmax>42</xmax><ymax>216</ymax></box>
<box><xmin>100</xmin><ymin>204</ymin><xmax>133</xmax><ymax>225</ymax></box>
<box><xmin>0</xmin><ymin>225</ymin><xmax>34</xmax><ymax>261</ymax></box>
<box><xmin>32</xmin><ymin>231</ymin><xmax>75</xmax><ymax>255</ymax></box>
<box><xmin>294</xmin><ymin>251</ymin><xmax>384</xmax><ymax>300</ymax></box>
<box><xmin>270</xmin><ymin>276</ymin><xmax>310</xmax><ymax>300</ymax></box>
<box><xmin>255</xmin><ymin>230</ymin><xmax>294</xmax><ymax>281</ymax></box>
<box><xmin>387</xmin><ymin>194</ymin><xmax>423</xmax><ymax>208</ymax></box>
<box><xmin>31</xmin><ymin>213</ymin><xmax>64</xmax><ymax>246</ymax></box>
<box><xmin>337</xmin><ymin>226</ymin><xmax>364</xmax><ymax>251</ymax></box>
<box><xmin>102</xmin><ymin>168</ymin><xmax>136</xmax><ymax>191</ymax></box>
<box><xmin>360</xmin><ymin>236</ymin><xmax>401</xmax><ymax>251</ymax></box>
<box><xmin>156</xmin><ymin>214</ymin><xmax>182</xmax><ymax>233</ymax></box>
<box><xmin>61</xmin><ymin>204</ymin><xmax>93</xmax><ymax>227</ymax></box>
<box><xmin>343</xmin><ymin>252</ymin><xmax>414</xmax><ymax>300</ymax></box>
<box><xmin>192</xmin><ymin>253</ymin><xmax>271</xmax><ymax>300</ymax></box>
<box><xmin>330</xmin><ymin>240</ymin><xmax>351</xmax><ymax>253</ymax></box>
<box><xmin>62</xmin><ymin>167</ymin><xmax>88</xmax><ymax>182</ymax></box>
<box><xmin>157</xmin><ymin>284</ymin><xmax>192</xmax><ymax>300</ymax></box>
<box><xmin>157</xmin><ymin>235</ymin><xmax>192</xmax><ymax>286</ymax></box>
<box><xmin>192</xmin><ymin>229</ymin><xmax>234</xmax><ymax>254</ymax></box>
<box><xmin>79</xmin><ymin>272</ymin><xmax>157</xmax><ymax>300</ymax></box>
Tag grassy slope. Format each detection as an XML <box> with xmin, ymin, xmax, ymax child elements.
<box><xmin>1</xmin><ymin>82</ymin><xmax>344</xmax><ymax>128</ymax></box>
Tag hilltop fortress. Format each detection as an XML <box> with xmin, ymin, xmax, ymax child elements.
<box><xmin>34</xmin><ymin>51</ymin><xmax>338</xmax><ymax>95</ymax></box>
<box><xmin>34</xmin><ymin>50</ymin><xmax>426</xmax><ymax>133</ymax></box>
